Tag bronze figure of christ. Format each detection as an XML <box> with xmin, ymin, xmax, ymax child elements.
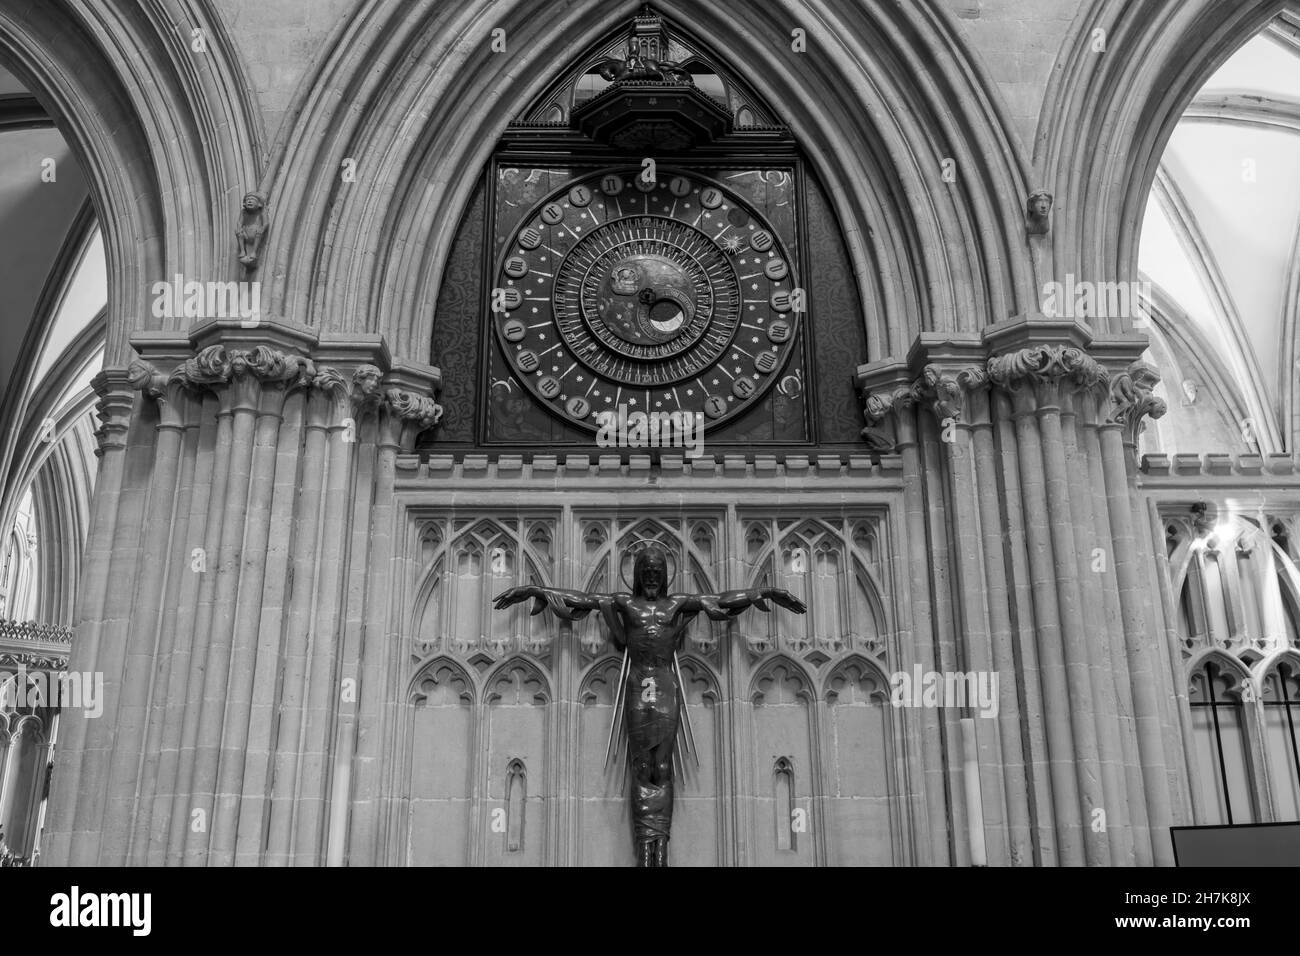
<box><xmin>493</xmin><ymin>544</ymin><xmax>806</xmax><ymax>867</ymax></box>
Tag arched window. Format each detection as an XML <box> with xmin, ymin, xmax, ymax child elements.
<box><xmin>773</xmin><ymin>757</ymin><xmax>795</xmax><ymax>852</ymax></box>
<box><xmin>1188</xmin><ymin>660</ymin><xmax>1255</xmax><ymax>824</ymax></box>
<box><xmin>1261</xmin><ymin>662</ymin><xmax>1300</xmax><ymax>822</ymax></box>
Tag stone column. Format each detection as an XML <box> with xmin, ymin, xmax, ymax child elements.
<box><xmin>860</xmin><ymin>317</ymin><xmax>1175</xmax><ymax>866</ymax></box>
<box><xmin>987</xmin><ymin>337</ymin><xmax>1112</xmax><ymax>865</ymax></box>
<box><xmin>39</xmin><ymin>319</ymin><xmax>440</xmax><ymax>867</ymax></box>
<box><xmin>909</xmin><ymin>347</ymin><xmax>1032</xmax><ymax>867</ymax></box>
<box><xmin>858</xmin><ymin>362</ymin><xmax>952</xmax><ymax>866</ymax></box>
<box><xmin>1098</xmin><ymin>359</ymin><xmax>1176</xmax><ymax>864</ymax></box>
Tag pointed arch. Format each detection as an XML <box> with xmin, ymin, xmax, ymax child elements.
<box><xmin>407</xmin><ymin>655</ymin><xmax>476</xmax><ymax>706</ymax></box>
<box><xmin>0</xmin><ymin>0</ymin><xmax>263</xmax><ymax>364</ymax></box>
<box><xmin>1037</xmin><ymin>0</ymin><xmax>1286</xmax><ymax>317</ymax></box>
<box><xmin>749</xmin><ymin>653</ymin><xmax>816</xmax><ymax>705</ymax></box>
<box><xmin>1186</xmin><ymin>647</ymin><xmax>1254</xmax><ymax>688</ymax></box>
<box><xmin>484</xmin><ymin>655</ymin><xmax>552</xmax><ymax>706</ymax></box>
<box><xmin>259</xmin><ymin>0</ymin><xmax>1038</xmax><ymax>370</ymax></box>
<box><xmin>823</xmin><ymin>653</ymin><xmax>891</xmax><ymax>702</ymax></box>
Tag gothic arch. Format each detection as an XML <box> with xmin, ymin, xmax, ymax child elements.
<box><xmin>484</xmin><ymin>655</ymin><xmax>552</xmax><ymax>706</ymax></box>
<box><xmin>577</xmin><ymin>654</ymin><xmax>623</xmax><ymax>706</ymax></box>
<box><xmin>0</xmin><ymin>0</ymin><xmax>263</xmax><ymax>365</ymax></box>
<box><xmin>259</xmin><ymin>0</ymin><xmax>1038</xmax><ymax>366</ymax></box>
<box><xmin>407</xmin><ymin>654</ymin><xmax>477</xmax><ymax>706</ymax></box>
<box><xmin>1186</xmin><ymin>647</ymin><xmax>1255</xmax><ymax>694</ymax></box>
<box><xmin>677</xmin><ymin>653</ymin><xmax>722</xmax><ymax>706</ymax></box>
<box><xmin>1037</xmin><ymin>0</ymin><xmax>1286</xmax><ymax>310</ymax></box>
<box><xmin>822</xmin><ymin>653</ymin><xmax>891</xmax><ymax>702</ymax></box>
<box><xmin>748</xmin><ymin>653</ymin><xmax>816</xmax><ymax>705</ymax></box>
<box><xmin>1257</xmin><ymin>647</ymin><xmax>1300</xmax><ymax>682</ymax></box>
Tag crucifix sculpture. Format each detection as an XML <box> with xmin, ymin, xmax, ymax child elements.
<box><xmin>493</xmin><ymin>542</ymin><xmax>806</xmax><ymax>867</ymax></box>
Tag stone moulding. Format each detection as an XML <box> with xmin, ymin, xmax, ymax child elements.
<box><xmin>123</xmin><ymin>324</ymin><xmax>444</xmax><ymax>447</ymax></box>
<box><xmin>0</xmin><ymin>619</ymin><xmax>72</xmax><ymax>645</ymax></box>
<box><xmin>857</xmin><ymin>335</ymin><xmax>1168</xmax><ymax>452</ymax></box>
<box><xmin>0</xmin><ymin>619</ymin><xmax>72</xmax><ymax>672</ymax></box>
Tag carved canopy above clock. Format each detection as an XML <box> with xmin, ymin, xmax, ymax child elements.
<box><xmin>513</xmin><ymin>7</ymin><xmax>784</xmax><ymax>136</ymax></box>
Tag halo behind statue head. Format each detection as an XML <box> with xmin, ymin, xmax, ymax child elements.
<box><xmin>620</xmin><ymin>540</ymin><xmax>677</xmax><ymax>593</ymax></box>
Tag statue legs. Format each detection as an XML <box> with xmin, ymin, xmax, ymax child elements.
<box><xmin>627</xmin><ymin>662</ymin><xmax>679</xmax><ymax>866</ymax></box>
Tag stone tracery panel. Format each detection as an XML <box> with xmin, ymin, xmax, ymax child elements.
<box><xmin>577</xmin><ymin>655</ymin><xmax>632</xmax><ymax>866</ymax></box>
<box><xmin>823</xmin><ymin>656</ymin><xmax>894</xmax><ymax>865</ymax></box>
<box><xmin>749</xmin><ymin>656</ymin><xmax>816</xmax><ymax>867</ymax></box>
<box><xmin>740</xmin><ymin>515</ymin><xmax>889</xmax><ymax>667</ymax></box>
<box><xmin>483</xmin><ymin>658</ymin><xmax>550</xmax><ymax>866</ymax></box>
<box><xmin>399</xmin><ymin>505</ymin><xmax>904</xmax><ymax>866</ymax></box>
<box><xmin>406</xmin><ymin>658</ymin><xmax>474</xmax><ymax>866</ymax></box>
<box><xmin>413</xmin><ymin>516</ymin><xmax>557</xmax><ymax>667</ymax></box>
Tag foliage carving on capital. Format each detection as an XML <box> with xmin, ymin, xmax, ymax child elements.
<box><xmin>172</xmin><ymin>344</ymin><xmax>232</xmax><ymax>389</ymax></box>
<box><xmin>385</xmin><ymin>388</ymin><xmax>444</xmax><ymax>430</ymax></box>
<box><xmin>233</xmin><ymin>345</ymin><xmax>315</xmax><ymax>388</ymax></box>
<box><xmin>162</xmin><ymin>345</ymin><xmax>318</xmax><ymax>395</ymax></box>
<box><xmin>860</xmin><ymin>384</ymin><xmax>915</xmax><ymax>450</ymax></box>
<box><xmin>986</xmin><ymin>344</ymin><xmax>1107</xmax><ymax>399</ymax></box>
<box><xmin>1107</xmin><ymin>361</ymin><xmax>1166</xmax><ymax>445</ymax></box>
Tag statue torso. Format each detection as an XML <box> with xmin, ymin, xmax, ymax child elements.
<box><xmin>616</xmin><ymin>595</ymin><xmax>684</xmax><ymax>665</ymax></box>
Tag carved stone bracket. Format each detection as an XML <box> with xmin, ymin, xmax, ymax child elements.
<box><xmin>1107</xmin><ymin>360</ymin><xmax>1166</xmax><ymax>447</ymax></box>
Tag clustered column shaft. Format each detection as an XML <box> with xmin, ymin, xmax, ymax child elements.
<box><xmin>861</xmin><ymin>331</ymin><xmax>1176</xmax><ymax>866</ymax></box>
<box><xmin>42</xmin><ymin>332</ymin><xmax>441</xmax><ymax>867</ymax></box>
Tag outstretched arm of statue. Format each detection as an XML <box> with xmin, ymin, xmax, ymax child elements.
<box><xmin>676</xmin><ymin>588</ymin><xmax>807</xmax><ymax>621</ymax></box>
<box><xmin>492</xmin><ymin>584</ymin><xmax>613</xmax><ymax>622</ymax></box>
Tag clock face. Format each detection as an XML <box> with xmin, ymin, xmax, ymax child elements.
<box><xmin>491</xmin><ymin>167</ymin><xmax>801</xmax><ymax>431</ymax></box>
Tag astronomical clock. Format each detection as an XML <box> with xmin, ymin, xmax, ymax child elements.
<box><xmin>425</xmin><ymin>7</ymin><xmax>868</xmax><ymax>451</ymax></box>
<box><xmin>488</xmin><ymin>165</ymin><xmax>804</xmax><ymax>435</ymax></box>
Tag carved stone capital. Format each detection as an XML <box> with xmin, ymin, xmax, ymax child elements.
<box><xmin>910</xmin><ymin>363</ymin><xmax>989</xmax><ymax>423</ymax></box>
<box><xmin>860</xmin><ymin>384</ymin><xmax>915</xmax><ymax>450</ymax></box>
<box><xmin>1107</xmin><ymin>360</ymin><xmax>1166</xmax><ymax>446</ymax></box>
<box><xmin>126</xmin><ymin>359</ymin><xmax>167</xmax><ymax>400</ymax></box>
<box><xmin>126</xmin><ymin>323</ymin><xmax>442</xmax><ymax>445</ymax></box>
<box><xmin>987</xmin><ymin>344</ymin><xmax>1107</xmax><ymax>411</ymax></box>
<box><xmin>169</xmin><ymin>343</ymin><xmax>231</xmax><ymax>391</ymax></box>
<box><xmin>379</xmin><ymin>387</ymin><xmax>443</xmax><ymax>450</ymax></box>
<box><xmin>127</xmin><ymin>360</ymin><xmax>197</xmax><ymax>430</ymax></box>
<box><xmin>385</xmin><ymin>388</ymin><xmax>443</xmax><ymax>430</ymax></box>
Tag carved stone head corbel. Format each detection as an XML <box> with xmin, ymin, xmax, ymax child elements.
<box><xmin>1026</xmin><ymin>189</ymin><xmax>1053</xmax><ymax>236</ymax></box>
